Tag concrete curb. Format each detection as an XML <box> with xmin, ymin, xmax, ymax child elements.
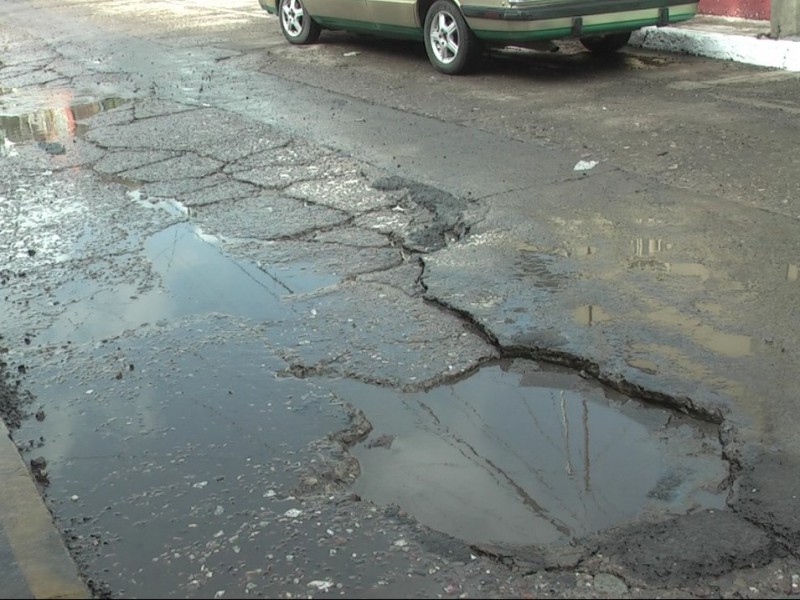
<box><xmin>0</xmin><ymin>420</ymin><xmax>90</xmax><ymax>600</ymax></box>
<box><xmin>630</xmin><ymin>17</ymin><xmax>800</xmax><ymax>71</ymax></box>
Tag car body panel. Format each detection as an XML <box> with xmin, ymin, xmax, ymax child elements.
<box><xmin>367</xmin><ymin>0</ymin><xmax>419</xmax><ymax>30</ymax></box>
<box><xmin>312</xmin><ymin>15</ymin><xmax>423</xmax><ymax>38</ymax></box>
<box><xmin>306</xmin><ymin>0</ymin><xmax>368</xmax><ymax>21</ymax></box>
<box><xmin>261</xmin><ymin>0</ymin><xmax>367</xmax><ymax>22</ymax></box>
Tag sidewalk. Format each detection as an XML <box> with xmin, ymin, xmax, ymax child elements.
<box><xmin>630</xmin><ymin>14</ymin><xmax>800</xmax><ymax>71</ymax></box>
<box><xmin>0</xmin><ymin>420</ymin><xmax>90</xmax><ymax>600</ymax></box>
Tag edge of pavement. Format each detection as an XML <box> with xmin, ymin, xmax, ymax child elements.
<box><xmin>630</xmin><ymin>14</ymin><xmax>800</xmax><ymax>71</ymax></box>
<box><xmin>0</xmin><ymin>418</ymin><xmax>91</xmax><ymax>600</ymax></box>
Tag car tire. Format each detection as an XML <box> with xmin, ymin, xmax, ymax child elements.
<box><xmin>279</xmin><ymin>0</ymin><xmax>321</xmax><ymax>45</ymax></box>
<box><xmin>424</xmin><ymin>0</ymin><xmax>481</xmax><ymax>75</ymax></box>
<box><xmin>579</xmin><ymin>32</ymin><xmax>632</xmax><ymax>54</ymax></box>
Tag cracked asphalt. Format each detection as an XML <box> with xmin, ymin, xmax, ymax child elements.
<box><xmin>2</xmin><ymin>0</ymin><xmax>800</xmax><ymax>598</ymax></box>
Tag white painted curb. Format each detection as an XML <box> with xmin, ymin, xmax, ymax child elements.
<box><xmin>630</xmin><ymin>26</ymin><xmax>800</xmax><ymax>71</ymax></box>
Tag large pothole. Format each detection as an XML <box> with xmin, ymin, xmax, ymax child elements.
<box><xmin>10</xmin><ymin>191</ymin><xmax>732</xmax><ymax>553</ymax></box>
<box><xmin>4</xmin><ymin>117</ymin><xmax>732</xmax><ymax>575</ymax></box>
<box><xmin>321</xmin><ymin>360</ymin><xmax>729</xmax><ymax>547</ymax></box>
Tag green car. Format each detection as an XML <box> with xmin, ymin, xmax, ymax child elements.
<box><xmin>258</xmin><ymin>0</ymin><xmax>698</xmax><ymax>74</ymax></box>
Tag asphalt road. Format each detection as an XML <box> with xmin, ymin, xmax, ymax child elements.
<box><xmin>2</xmin><ymin>0</ymin><xmax>800</xmax><ymax>598</ymax></box>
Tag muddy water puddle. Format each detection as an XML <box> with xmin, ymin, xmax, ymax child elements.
<box><xmin>0</xmin><ymin>97</ymin><xmax>127</xmax><ymax>144</ymax></box>
<box><xmin>323</xmin><ymin>361</ymin><xmax>728</xmax><ymax>547</ymax></box>
<box><xmin>11</xmin><ymin>198</ymin><xmax>729</xmax><ymax>594</ymax></box>
<box><xmin>15</xmin><ymin>326</ymin><xmax>350</xmax><ymax>598</ymax></box>
<box><xmin>36</xmin><ymin>222</ymin><xmax>338</xmax><ymax>345</ymax></box>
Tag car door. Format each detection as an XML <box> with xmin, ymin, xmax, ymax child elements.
<box><xmin>303</xmin><ymin>0</ymin><xmax>371</xmax><ymax>30</ymax></box>
<box><xmin>365</xmin><ymin>0</ymin><xmax>420</xmax><ymax>37</ymax></box>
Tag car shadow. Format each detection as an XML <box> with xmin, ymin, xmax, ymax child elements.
<box><xmin>484</xmin><ymin>45</ymin><xmax>632</xmax><ymax>80</ymax></box>
<box><xmin>317</xmin><ymin>30</ymin><xmax>641</xmax><ymax>83</ymax></box>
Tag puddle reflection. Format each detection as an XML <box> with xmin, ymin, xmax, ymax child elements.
<box><xmin>0</xmin><ymin>97</ymin><xmax>127</xmax><ymax>144</ymax></box>
<box><xmin>646</xmin><ymin>306</ymin><xmax>752</xmax><ymax>357</ymax></box>
<box><xmin>329</xmin><ymin>360</ymin><xmax>727</xmax><ymax>546</ymax></box>
<box><xmin>631</xmin><ymin>238</ymin><xmax>713</xmax><ymax>282</ymax></box>
<box><xmin>38</xmin><ymin>222</ymin><xmax>339</xmax><ymax>344</ymax></box>
<box><xmin>634</xmin><ymin>238</ymin><xmax>670</xmax><ymax>256</ymax></box>
<box><xmin>572</xmin><ymin>304</ymin><xmax>611</xmax><ymax>326</ymax></box>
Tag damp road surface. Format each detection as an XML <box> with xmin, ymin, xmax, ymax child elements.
<box><xmin>2</xmin><ymin>0</ymin><xmax>800</xmax><ymax>598</ymax></box>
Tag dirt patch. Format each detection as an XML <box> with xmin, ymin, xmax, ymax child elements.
<box><xmin>293</xmin><ymin>402</ymin><xmax>372</xmax><ymax>496</ymax></box>
<box><xmin>588</xmin><ymin>510</ymin><xmax>776</xmax><ymax>588</ymax></box>
<box><xmin>731</xmin><ymin>450</ymin><xmax>800</xmax><ymax>550</ymax></box>
<box><xmin>0</xmin><ymin>341</ymin><xmax>33</xmax><ymax>429</ymax></box>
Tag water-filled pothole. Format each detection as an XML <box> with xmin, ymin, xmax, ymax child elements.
<box><xmin>35</xmin><ymin>222</ymin><xmax>340</xmax><ymax>345</ymax></box>
<box><xmin>323</xmin><ymin>360</ymin><xmax>728</xmax><ymax>547</ymax></box>
<box><xmin>20</xmin><ymin>195</ymin><xmax>727</xmax><ymax>550</ymax></box>
<box><xmin>0</xmin><ymin>97</ymin><xmax>127</xmax><ymax>144</ymax></box>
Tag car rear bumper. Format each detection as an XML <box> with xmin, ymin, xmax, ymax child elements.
<box><xmin>462</xmin><ymin>1</ymin><xmax>697</xmax><ymax>42</ymax></box>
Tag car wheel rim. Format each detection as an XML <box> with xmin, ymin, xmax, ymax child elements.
<box><xmin>429</xmin><ymin>10</ymin><xmax>460</xmax><ymax>65</ymax></box>
<box><xmin>281</xmin><ymin>0</ymin><xmax>305</xmax><ymax>37</ymax></box>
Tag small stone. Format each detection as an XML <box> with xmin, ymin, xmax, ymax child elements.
<box><xmin>38</xmin><ymin>141</ymin><xmax>66</xmax><ymax>155</ymax></box>
<box><xmin>30</xmin><ymin>456</ymin><xmax>49</xmax><ymax>485</ymax></box>
<box><xmin>367</xmin><ymin>434</ymin><xmax>395</xmax><ymax>449</ymax></box>
<box><xmin>593</xmin><ymin>573</ymin><xmax>628</xmax><ymax>596</ymax></box>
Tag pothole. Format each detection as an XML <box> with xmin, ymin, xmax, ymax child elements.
<box><xmin>321</xmin><ymin>359</ymin><xmax>729</xmax><ymax>547</ymax></box>
<box><xmin>0</xmin><ymin>97</ymin><xmax>127</xmax><ymax>144</ymax></box>
<box><xmin>35</xmin><ymin>220</ymin><xmax>340</xmax><ymax>345</ymax></box>
<box><xmin>10</xmin><ymin>182</ymin><xmax>729</xmax><ymax>553</ymax></box>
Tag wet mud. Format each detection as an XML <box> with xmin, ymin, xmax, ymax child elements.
<box><xmin>0</xmin><ymin>337</ymin><xmax>34</xmax><ymax>430</ymax></box>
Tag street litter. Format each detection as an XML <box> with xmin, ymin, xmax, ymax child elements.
<box><xmin>307</xmin><ymin>580</ymin><xmax>334</xmax><ymax>591</ymax></box>
<box><xmin>573</xmin><ymin>160</ymin><xmax>599</xmax><ymax>171</ymax></box>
